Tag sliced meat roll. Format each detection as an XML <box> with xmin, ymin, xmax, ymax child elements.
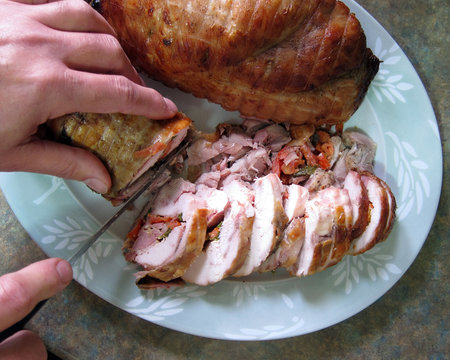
<box><xmin>195</xmin><ymin>184</ymin><xmax>229</xmax><ymax>228</ymax></box>
<box><xmin>123</xmin><ymin>179</ymin><xmax>209</xmax><ymax>282</ymax></box>
<box><xmin>259</xmin><ymin>184</ymin><xmax>309</xmax><ymax>272</ymax></box>
<box><xmin>347</xmin><ymin>173</ymin><xmax>389</xmax><ymax>255</ymax></box>
<box><xmin>343</xmin><ymin>170</ymin><xmax>370</xmax><ymax>239</ymax></box>
<box><xmin>233</xmin><ymin>174</ymin><xmax>288</xmax><ymax>277</ymax></box>
<box><xmin>126</xmin><ymin>208</ymin><xmax>208</xmax><ymax>282</ymax></box>
<box><xmin>183</xmin><ymin>179</ymin><xmax>254</xmax><ymax>285</ymax></box>
<box><xmin>259</xmin><ymin>217</ymin><xmax>306</xmax><ymax>272</ymax></box>
<box><xmin>182</xmin><ymin>202</ymin><xmax>253</xmax><ymax>285</ymax></box>
<box><xmin>283</xmin><ymin>184</ymin><xmax>309</xmax><ymax>220</ymax></box>
<box><xmin>289</xmin><ymin>187</ymin><xmax>352</xmax><ymax>277</ymax></box>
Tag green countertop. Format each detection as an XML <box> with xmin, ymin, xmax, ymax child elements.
<box><xmin>0</xmin><ymin>0</ymin><xmax>448</xmax><ymax>358</ymax></box>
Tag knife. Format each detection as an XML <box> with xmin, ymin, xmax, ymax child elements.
<box><xmin>0</xmin><ymin>136</ymin><xmax>192</xmax><ymax>342</ymax></box>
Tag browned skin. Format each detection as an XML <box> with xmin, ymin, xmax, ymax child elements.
<box><xmin>48</xmin><ymin>112</ymin><xmax>191</xmax><ymax>202</ymax></box>
<box><xmin>348</xmin><ymin>172</ymin><xmax>390</xmax><ymax>255</ymax></box>
<box><xmin>225</xmin><ymin>215</ymin><xmax>254</xmax><ymax>277</ymax></box>
<box><xmin>326</xmin><ymin>206</ymin><xmax>351</xmax><ymax>267</ymax></box>
<box><xmin>280</xmin><ymin>217</ymin><xmax>306</xmax><ymax>268</ymax></box>
<box><xmin>379</xmin><ymin>177</ymin><xmax>397</xmax><ymax>241</ymax></box>
<box><xmin>101</xmin><ymin>0</ymin><xmax>379</xmax><ymax>125</ymax></box>
<box><xmin>271</xmin><ymin>200</ymin><xmax>290</xmax><ymax>252</ymax></box>
<box><xmin>350</xmin><ymin>171</ymin><xmax>370</xmax><ymax>239</ymax></box>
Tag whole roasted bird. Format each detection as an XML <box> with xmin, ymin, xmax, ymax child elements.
<box><xmin>100</xmin><ymin>0</ymin><xmax>379</xmax><ymax>125</ymax></box>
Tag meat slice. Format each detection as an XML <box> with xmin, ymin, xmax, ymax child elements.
<box><xmin>182</xmin><ymin>179</ymin><xmax>254</xmax><ymax>285</ymax></box>
<box><xmin>343</xmin><ymin>170</ymin><xmax>370</xmax><ymax>239</ymax></box>
<box><xmin>233</xmin><ymin>174</ymin><xmax>288</xmax><ymax>277</ymax></box>
<box><xmin>149</xmin><ymin>178</ymin><xmax>196</xmax><ymax>214</ymax></box>
<box><xmin>195</xmin><ymin>171</ymin><xmax>221</xmax><ymax>189</ymax></box>
<box><xmin>127</xmin><ymin>208</ymin><xmax>208</xmax><ymax>282</ymax></box>
<box><xmin>182</xmin><ymin>201</ymin><xmax>253</xmax><ymax>286</ymax></box>
<box><xmin>347</xmin><ymin>173</ymin><xmax>389</xmax><ymax>255</ymax></box>
<box><xmin>253</xmin><ymin>124</ymin><xmax>291</xmax><ymax>152</ymax></box>
<box><xmin>283</xmin><ymin>184</ymin><xmax>310</xmax><ymax>220</ymax></box>
<box><xmin>226</xmin><ymin>148</ymin><xmax>271</xmax><ymax>182</ymax></box>
<box><xmin>258</xmin><ymin>217</ymin><xmax>306</xmax><ymax>272</ymax></box>
<box><xmin>333</xmin><ymin>129</ymin><xmax>377</xmax><ymax>183</ymax></box>
<box><xmin>289</xmin><ymin>187</ymin><xmax>352</xmax><ymax>276</ymax></box>
<box><xmin>187</xmin><ymin>138</ymin><xmax>220</xmax><ymax>166</ymax></box>
<box><xmin>123</xmin><ymin>178</ymin><xmax>209</xmax><ymax>282</ymax></box>
<box><xmin>259</xmin><ymin>184</ymin><xmax>309</xmax><ymax>272</ymax></box>
<box><xmin>195</xmin><ymin>184</ymin><xmax>229</xmax><ymax>228</ymax></box>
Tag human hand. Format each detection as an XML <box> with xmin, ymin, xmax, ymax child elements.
<box><xmin>0</xmin><ymin>258</ymin><xmax>72</xmax><ymax>359</ymax></box>
<box><xmin>0</xmin><ymin>0</ymin><xmax>178</xmax><ymax>193</ymax></box>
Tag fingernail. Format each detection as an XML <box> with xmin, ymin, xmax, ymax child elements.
<box><xmin>163</xmin><ymin>97</ymin><xmax>178</xmax><ymax>114</ymax></box>
<box><xmin>56</xmin><ymin>260</ymin><xmax>73</xmax><ymax>284</ymax></box>
<box><xmin>84</xmin><ymin>178</ymin><xmax>109</xmax><ymax>194</ymax></box>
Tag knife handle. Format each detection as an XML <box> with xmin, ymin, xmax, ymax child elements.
<box><xmin>0</xmin><ymin>298</ymin><xmax>48</xmax><ymax>343</ymax></box>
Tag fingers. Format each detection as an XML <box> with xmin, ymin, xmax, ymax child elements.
<box><xmin>32</xmin><ymin>0</ymin><xmax>116</xmax><ymax>35</ymax></box>
<box><xmin>60</xmin><ymin>31</ymin><xmax>145</xmax><ymax>86</ymax></box>
<box><xmin>0</xmin><ymin>258</ymin><xmax>72</xmax><ymax>330</ymax></box>
<box><xmin>0</xmin><ymin>330</ymin><xmax>47</xmax><ymax>360</ymax></box>
<box><xmin>9</xmin><ymin>0</ymin><xmax>57</xmax><ymax>4</ymax></box>
<box><xmin>53</xmin><ymin>69</ymin><xmax>177</xmax><ymax>119</ymax></box>
<box><xmin>5</xmin><ymin>140</ymin><xmax>111</xmax><ymax>193</ymax></box>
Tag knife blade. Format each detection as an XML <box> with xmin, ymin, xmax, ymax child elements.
<box><xmin>0</xmin><ymin>135</ymin><xmax>193</xmax><ymax>342</ymax></box>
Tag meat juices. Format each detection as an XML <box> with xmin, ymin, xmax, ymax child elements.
<box><xmin>124</xmin><ymin>121</ymin><xmax>396</xmax><ymax>287</ymax></box>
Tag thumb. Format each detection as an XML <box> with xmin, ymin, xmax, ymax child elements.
<box><xmin>0</xmin><ymin>258</ymin><xmax>72</xmax><ymax>331</ymax></box>
<box><xmin>0</xmin><ymin>330</ymin><xmax>47</xmax><ymax>360</ymax></box>
<box><xmin>7</xmin><ymin>140</ymin><xmax>111</xmax><ymax>194</ymax></box>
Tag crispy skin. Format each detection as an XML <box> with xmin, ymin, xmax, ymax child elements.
<box><xmin>48</xmin><ymin>112</ymin><xmax>191</xmax><ymax>204</ymax></box>
<box><xmin>101</xmin><ymin>0</ymin><xmax>379</xmax><ymax>125</ymax></box>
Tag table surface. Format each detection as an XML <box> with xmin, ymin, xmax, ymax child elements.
<box><xmin>1</xmin><ymin>1</ymin><xmax>448</xmax><ymax>359</ymax></box>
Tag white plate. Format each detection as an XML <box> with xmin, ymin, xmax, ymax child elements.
<box><xmin>0</xmin><ymin>1</ymin><xmax>442</xmax><ymax>340</ymax></box>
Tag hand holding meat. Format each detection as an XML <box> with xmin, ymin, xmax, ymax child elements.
<box><xmin>0</xmin><ymin>0</ymin><xmax>177</xmax><ymax>193</ymax></box>
<box><xmin>0</xmin><ymin>259</ymin><xmax>72</xmax><ymax>359</ymax></box>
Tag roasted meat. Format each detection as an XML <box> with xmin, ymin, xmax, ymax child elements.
<box><xmin>123</xmin><ymin>179</ymin><xmax>208</xmax><ymax>282</ymax></box>
<box><xmin>288</xmin><ymin>187</ymin><xmax>353</xmax><ymax>277</ymax></box>
<box><xmin>182</xmin><ymin>181</ymin><xmax>254</xmax><ymax>285</ymax></box>
<box><xmin>100</xmin><ymin>0</ymin><xmax>379</xmax><ymax>125</ymax></box>
<box><xmin>48</xmin><ymin>112</ymin><xmax>191</xmax><ymax>205</ymax></box>
<box><xmin>347</xmin><ymin>172</ymin><xmax>395</xmax><ymax>255</ymax></box>
<box><xmin>123</xmin><ymin>120</ymin><xmax>396</xmax><ymax>288</ymax></box>
<box><xmin>233</xmin><ymin>174</ymin><xmax>289</xmax><ymax>277</ymax></box>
